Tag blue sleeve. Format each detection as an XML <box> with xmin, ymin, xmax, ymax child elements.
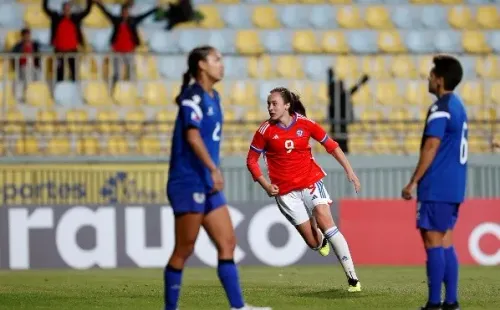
<box><xmin>424</xmin><ymin>105</ymin><xmax>450</xmax><ymax>139</ymax></box>
<box><xmin>179</xmin><ymin>93</ymin><xmax>203</xmax><ymax>129</ymax></box>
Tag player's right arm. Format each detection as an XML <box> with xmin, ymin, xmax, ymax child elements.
<box><xmin>246</xmin><ymin>123</ymin><xmax>279</xmax><ymax>197</ymax></box>
<box><xmin>180</xmin><ymin>94</ymin><xmax>223</xmax><ymax>191</ymax></box>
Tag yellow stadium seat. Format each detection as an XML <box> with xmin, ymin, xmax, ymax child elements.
<box><xmin>476</xmin><ymin>55</ymin><xmax>499</xmax><ymax>79</ymax></box>
<box><xmin>125</xmin><ymin>110</ymin><xmax>146</xmax><ymax>134</ymax></box>
<box><xmin>0</xmin><ymin>84</ymin><xmax>17</xmax><ymax>107</ymax></box>
<box><xmin>248</xmin><ymin>56</ymin><xmax>274</xmax><ymax>79</ymax></box>
<box><xmin>365</xmin><ymin>6</ymin><xmax>393</xmax><ymax>29</ymax></box>
<box><xmin>76</xmin><ymin>137</ymin><xmax>99</xmax><ymax>155</ymax></box>
<box><xmin>409</xmin><ymin>0</ymin><xmax>435</xmax><ymax>3</ymax></box>
<box><xmin>135</xmin><ymin>55</ymin><xmax>159</xmax><ymax>80</ymax></box>
<box><xmin>333</xmin><ymin>56</ymin><xmax>359</xmax><ymax>79</ymax></box>
<box><xmin>83</xmin><ymin>6</ymin><xmax>109</xmax><ymax>27</ymax></box>
<box><xmin>165</xmin><ymin>82</ymin><xmax>181</xmax><ymax>105</ymax></box>
<box><xmin>489</xmin><ymin>81</ymin><xmax>500</xmax><ymax>105</ymax></box>
<box><xmin>329</xmin><ymin>0</ymin><xmax>351</xmax><ymax>3</ymax></box>
<box><xmin>144</xmin><ymin>82</ymin><xmax>168</xmax><ymax>106</ymax></box>
<box><xmin>404</xmin><ymin>136</ymin><xmax>421</xmax><ymax>154</ymax></box>
<box><xmin>418</xmin><ymin>55</ymin><xmax>433</xmax><ymax>78</ymax></box>
<box><xmin>448</xmin><ymin>6</ymin><xmax>475</xmax><ymax>29</ymax></box>
<box><xmin>347</xmin><ymin>136</ymin><xmax>367</xmax><ymax>154</ymax></box>
<box><xmin>378</xmin><ymin>31</ymin><xmax>406</xmax><ymax>53</ymax></box>
<box><xmin>439</xmin><ymin>0</ymin><xmax>464</xmax><ymax>4</ymax></box>
<box><xmin>97</xmin><ymin>110</ymin><xmax>121</xmax><ymax>134</ymax></box>
<box><xmin>5</xmin><ymin>31</ymin><xmax>21</xmax><ymax>51</ymax></box>
<box><xmin>112</xmin><ymin>82</ymin><xmax>139</xmax><ymax>106</ymax></box>
<box><xmin>156</xmin><ymin>110</ymin><xmax>176</xmax><ymax>133</ymax></box>
<box><xmin>360</xmin><ymin>109</ymin><xmax>383</xmax><ymax>121</ymax></box>
<box><xmin>336</xmin><ymin>6</ymin><xmax>364</xmax><ymax>28</ymax></box>
<box><xmin>372</xmin><ymin>137</ymin><xmax>399</xmax><ymax>154</ymax></box>
<box><xmin>293</xmin><ymin>31</ymin><xmax>320</xmax><ymax>53</ymax></box>
<box><xmin>78</xmin><ymin>55</ymin><xmax>99</xmax><ymax>80</ymax></box>
<box><xmin>476</xmin><ymin>6</ymin><xmax>500</xmax><ymax>29</ymax></box>
<box><xmin>66</xmin><ymin>110</ymin><xmax>90</xmax><ymax>133</ymax></box>
<box><xmin>314</xmin><ymin>83</ymin><xmax>329</xmax><ymax>107</ymax></box>
<box><xmin>236</xmin><ymin>31</ymin><xmax>264</xmax><ymax>55</ymax></box>
<box><xmin>362</xmin><ymin>56</ymin><xmax>390</xmax><ymax>79</ymax></box>
<box><xmin>26</xmin><ymin>82</ymin><xmax>54</xmax><ymax>107</ymax></box>
<box><xmin>376</xmin><ymin>81</ymin><xmax>400</xmax><ymax>105</ymax></box>
<box><xmin>405</xmin><ymin>81</ymin><xmax>427</xmax><ymax>106</ymax></box>
<box><xmin>106</xmin><ymin>136</ymin><xmax>129</xmax><ymax>155</ymax></box>
<box><xmin>214</xmin><ymin>0</ymin><xmax>240</xmax><ymax>3</ymax></box>
<box><xmin>462</xmin><ymin>31</ymin><xmax>492</xmax><ymax>53</ymax></box>
<box><xmin>139</xmin><ymin>137</ymin><xmax>161</xmax><ymax>155</ymax></box>
<box><xmin>15</xmin><ymin>137</ymin><xmax>39</xmax><ymax>155</ymax></box>
<box><xmin>351</xmin><ymin>84</ymin><xmax>372</xmax><ymax>106</ymax></box>
<box><xmin>391</xmin><ymin>55</ymin><xmax>418</xmax><ymax>78</ymax></box>
<box><xmin>252</xmin><ymin>6</ymin><xmax>280</xmax><ymax>28</ymax></box>
<box><xmin>321</xmin><ymin>31</ymin><xmax>349</xmax><ymax>53</ymax></box>
<box><xmin>84</xmin><ymin>82</ymin><xmax>113</xmax><ymax>106</ymax></box>
<box><xmin>468</xmin><ymin>135</ymin><xmax>489</xmax><ymax>154</ymax></box>
<box><xmin>388</xmin><ymin>108</ymin><xmax>412</xmax><ymax>131</ymax></box>
<box><xmin>36</xmin><ymin>110</ymin><xmax>58</xmax><ymax>134</ymax></box>
<box><xmin>289</xmin><ymin>81</ymin><xmax>314</xmax><ymax>106</ymax></box>
<box><xmin>270</xmin><ymin>0</ymin><xmax>297</xmax><ymax>4</ymax></box>
<box><xmin>0</xmin><ymin>57</ymin><xmax>14</xmax><ymax>80</ymax></box>
<box><xmin>4</xmin><ymin>109</ymin><xmax>25</xmax><ymax>134</ymax></box>
<box><xmin>276</xmin><ymin>56</ymin><xmax>304</xmax><ymax>78</ymax></box>
<box><xmin>46</xmin><ymin>137</ymin><xmax>71</xmax><ymax>156</ymax></box>
<box><xmin>461</xmin><ymin>81</ymin><xmax>484</xmax><ymax>106</ymax></box>
<box><xmin>300</xmin><ymin>0</ymin><xmax>324</xmax><ymax>3</ymax></box>
<box><xmin>230</xmin><ymin>81</ymin><xmax>257</xmax><ymax>107</ymax></box>
<box><xmin>197</xmin><ymin>5</ymin><xmax>224</xmax><ymax>28</ymax></box>
<box><xmin>25</xmin><ymin>6</ymin><xmax>51</xmax><ymax>28</ymax></box>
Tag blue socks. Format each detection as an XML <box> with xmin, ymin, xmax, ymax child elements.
<box><xmin>444</xmin><ymin>246</ymin><xmax>459</xmax><ymax>304</ymax></box>
<box><xmin>164</xmin><ymin>265</ymin><xmax>183</xmax><ymax>310</ymax></box>
<box><xmin>218</xmin><ymin>259</ymin><xmax>245</xmax><ymax>309</ymax></box>
<box><xmin>426</xmin><ymin>247</ymin><xmax>445</xmax><ymax>305</ymax></box>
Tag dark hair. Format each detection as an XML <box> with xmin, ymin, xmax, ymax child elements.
<box><xmin>175</xmin><ymin>45</ymin><xmax>214</xmax><ymax>105</ymax></box>
<box><xmin>21</xmin><ymin>28</ymin><xmax>30</xmax><ymax>36</ymax></box>
<box><xmin>270</xmin><ymin>87</ymin><xmax>306</xmax><ymax>116</ymax></box>
<box><xmin>432</xmin><ymin>55</ymin><xmax>463</xmax><ymax>91</ymax></box>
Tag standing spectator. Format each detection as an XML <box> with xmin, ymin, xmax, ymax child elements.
<box><xmin>93</xmin><ymin>0</ymin><xmax>159</xmax><ymax>86</ymax></box>
<box><xmin>43</xmin><ymin>0</ymin><xmax>92</xmax><ymax>82</ymax></box>
<box><xmin>328</xmin><ymin>69</ymin><xmax>369</xmax><ymax>154</ymax></box>
<box><xmin>11</xmin><ymin>28</ymin><xmax>42</xmax><ymax>99</ymax></box>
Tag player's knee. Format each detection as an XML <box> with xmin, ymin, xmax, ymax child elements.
<box><xmin>173</xmin><ymin>241</ymin><xmax>196</xmax><ymax>260</ymax></box>
<box><xmin>215</xmin><ymin>233</ymin><xmax>237</xmax><ymax>254</ymax></box>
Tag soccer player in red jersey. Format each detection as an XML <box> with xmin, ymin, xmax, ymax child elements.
<box><xmin>246</xmin><ymin>87</ymin><xmax>362</xmax><ymax>292</ymax></box>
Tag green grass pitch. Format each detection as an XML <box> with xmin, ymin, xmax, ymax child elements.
<box><xmin>0</xmin><ymin>266</ymin><xmax>499</xmax><ymax>309</ymax></box>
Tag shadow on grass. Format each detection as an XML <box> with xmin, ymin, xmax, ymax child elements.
<box><xmin>290</xmin><ymin>288</ymin><xmax>379</xmax><ymax>300</ymax></box>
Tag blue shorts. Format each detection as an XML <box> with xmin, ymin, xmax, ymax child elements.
<box><xmin>416</xmin><ymin>201</ymin><xmax>460</xmax><ymax>233</ymax></box>
<box><xmin>167</xmin><ymin>186</ymin><xmax>227</xmax><ymax>215</ymax></box>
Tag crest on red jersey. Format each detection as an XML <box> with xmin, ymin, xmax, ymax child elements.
<box><xmin>296</xmin><ymin>129</ymin><xmax>303</xmax><ymax>137</ymax></box>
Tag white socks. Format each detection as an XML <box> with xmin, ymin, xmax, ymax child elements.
<box><xmin>324</xmin><ymin>226</ymin><xmax>358</xmax><ymax>280</ymax></box>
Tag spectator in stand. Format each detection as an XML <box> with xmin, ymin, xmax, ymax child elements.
<box><xmin>93</xmin><ymin>0</ymin><xmax>160</xmax><ymax>86</ymax></box>
<box><xmin>43</xmin><ymin>0</ymin><xmax>92</xmax><ymax>82</ymax></box>
<box><xmin>11</xmin><ymin>28</ymin><xmax>42</xmax><ymax>99</ymax></box>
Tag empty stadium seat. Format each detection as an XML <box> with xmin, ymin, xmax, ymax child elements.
<box><xmin>391</xmin><ymin>55</ymin><xmax>418</xmax><ymax>78</ymax></box>
<box><xmin>310</xmin><ymin>5</ymin><xmax>337</xmax><ymax>29</ymax></box>
<box><xmin>15</xmin><ymin>137</ymin><xmax>39</xmax><ymax>155</ymax></box>
<box><xmin>417</xmin><ymin>55</ymin><xmax>434</xmax><ymax>78</ymax></box>
<box><xmin>54</xmin><ymin>82</ymin><xmax>83</xmax><ymax>107</ymax></box>
<box><xmin>463</xmin><ymin>31</ymin><xmax>492</xmax><ymax>53</ymax></box>
<box><xmin>333</xmin><ymin>56</ymin><xmax>359</xmax><ymax>79</ymax></box>
<box><xmin>156</xmin><ymin>110</ymin><xmax>176</xmax><ymax>133</ymax></box>
<box><xmin>144</xmin><ymin>82</ymin><xmax>168</xmax><ymax>106</ymax></box>
<box><xmin>391</xmin><ymin>6</ymin><xmax>418</xmax><ymax>29</ymax></box>
<box><xmin>365</xmin><ymin>6</ymin><xmax>393</xmax><ymax>29</ymax></box>
<box><xmin>489</xmin><ymin>81</ymin><xmax>500</xmax><ymax>105</ymax></box>
<box><xmin>434</xmin><ymin>30</ymin><xmax>463</xmax><ymax>53</ymax></box>
<box><xmin>376</xmin><ymin>81</ymin><xmax>401</xmax><ymax>105</ymax></box>
<box><xmin>139</xmin><ymin>137</ymin><xmax>161</xmax><ymax>155</ymax></box>
<box><xmin>46</xmin><ymin>137</ymin><xmax>71</xmax><ymax>156</ymax></box>
<box><xmin>112</xmin><ymin>82</ymin><xmax>139</xmax><ymax>106</ymax></box>
<box><xmin>293</xmin><ymin>31</ymin><xmax>320</xmax><ymax>53</ymax></box>
<box><xmin>4</xmin><ymin>30</ymin><xmax>21</xmax><ymax>51</ymax></box>
<box><xmin>262</xmin><ymin>30</ymin><xmax>292</xmax><ymax>53</ymax></box>
<box><xmin>378</xmin><ymin>31</ymin><xmax>407</xmax><ymax>53</ymax></box>
<box><xmin>489</xmin><ymin>31</ymin><xmax>500</xmax><ymax>53</ymax></box>
<box><xmin>321</xmin><ymin>31</ymin><xmax>349</xmax><ymax>53</ymax></box>
<box><xmin>230</xmin><ymin>81</ymin><xmax>257</xmax><ymax>107</ymax></box>
<box><xmin>248</xmin><ymin>56</ymin><xmax>274</xmax><ymax>79</ymax></box>
<box><xmin>421</xmin><ymin>6</ymin><xmax>448</xmax><ymax>29</ymax></box>
<box><xmin>276</xmin><ymin>56</ymin><xmax>304</xmax><ymax>78</ymax></box>
<box><xmin>36</xmin><ymin>110</ymin><xmax>58</xmax><ymax>134</ymax></box>
<box><xmin>4</xmin><ymin>109</ymin><xmax>25</xmax><ymax>134</ymax></box>
<box><xmin>25</xmin><ymin>5</ymin><xmax>51</xmax><ymax>28</ymax></box>
<box><xmin>253</xmin><ymin>6</ymin><xmax>280</xmax><ymax>28</ymax></box>
<box><xmin>461</xmin><ymin>81</ymin><xmax>484</xmax><ymax>106</ymax></box>
<box><xmin>26</xmin><ymin>82</ymin><xmax>54</xmax><ymax>107</ymax></box>
<box><xmin>349</xmin><ymin>31</ymin><xmax>378</xmax><ymax>53</ymax></box>
<box><xmin>77</xmin><ymin>137</ymin><xmax>100</xmax><ymax>155</ymax></box>
<box><xmin>0</xmin><ymin>3</ymin><xmax>23</xmax><ymax>28</ymax></box>
<box><xmin>476</xmin><ymin>6</ymin><xmax>500</xmax><ymax>29</ymax></box>
<box><xmin>84</xmin><ymin>82</ymin><xmax>113</xmax><ymax>106</ymax></box>
<box><xmin>405</xmin><ymin>31</ymin><xmax>436</xmax><ymax>53</ymax></box>
<box><xmin>222</xmin><ymin>5</ymin><xmax>252</xmax><ymax>28</ymax></box>
<box><xmin>351</xmin><ymin>84</ymin><xmax>372</xmax><ymax>106</ymax></box>
<box><xmin>83</xmin><ymin>5</ymin><xmax>110</xmax><ymax>28</ymax></box>
<box><xmin>281</xmin><ymin>5</ymin><xmax>311</xmax><ymax>29</ymax></box>
<box><xmin>198</xmin><ymin>5</ymin><xmax>225</xmax><ymax>28</ymax></box>
<box><xmin>405</xmin><ymin>81</ymin><xmax>428</xmax><ymax>105</ymax></box>
<box><xmin>448</xmin><ymin>6</ymin><xmax>475</xmax><ymax>29</ymax></box>
<box><xmin>362</xmin><ymin>56</ymin><xmax>390</xmax><ymax>79</ymax></box>
<box><xmin>304</xmin><ymin>56</ymin><xmax>329</xmax><ymax>80</ymax></box>
<box><xmin>235</xmin><ymin>30</ymin><xmax>264</xmax><ymax>55</ymax></box>
<box><xmin>66</xmin><ymin>110</ymin><xmax>90</xmax><ymax>133</ymax></box>
<box><xmin>149</xmin><ymin>31</ymin><xmax>180</xmax><ymax>53</ymax></box>
<box><xmin>97</xmin><ymin>110</ymin><xmax>120</xmax><ymax>133</ymax></box>
<box><xmin>135</xmin><ymin>55</ymin><xmax>159</xmax><ymax>80</ymax></box>
<box><xmin>0</xmin><ymin>83</ymin><xmax>17</xmax><ymax>107</ymax></box>
<box><xmin>106</xmin><ymin>136</ymin><xmax>129</xmax><ymax>155</ymax></box>
<box><xmin>78</xmin><ymin>55</ymin><xmax>100</xmax><ymax>80</ymax></box>
<box><xmin>125</xmin><ymin>110</ymin><xmax>146</xmax><ymax>134</ymax></box>
<box><xmin>336</xmin><ymin>6</ymin><xmax>364</xmax><ymax>28</ymax></box>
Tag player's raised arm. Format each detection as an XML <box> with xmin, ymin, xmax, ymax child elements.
<box><xmin>308</xmin><ymin>119</ymin><xmax>361</xmax><ymax>193</ymax></box>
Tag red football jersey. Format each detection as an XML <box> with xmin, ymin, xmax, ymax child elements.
<box><xmin>249</xmin><ymin>114</ymin><xmax>329</xmax><ymax>195</ymax></box>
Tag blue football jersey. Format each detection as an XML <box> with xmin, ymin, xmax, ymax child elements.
<box><xmin>417</xmin><ymin>93</ymin><xmax>468</xmax><ymax>203</ymax></box>
<box><xmin>168</xmin><ymin>83</ymin><xmax>223</xmax><ymax>191</ymax></box>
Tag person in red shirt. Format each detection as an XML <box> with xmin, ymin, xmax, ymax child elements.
<box><xmin>93</xmin><ymin>0</ymin><xmax>159</xmax><ymax>85</ymax></box>
<box><xmin>246</xmin><ymin>87</ymin><xmax>362</xmax><ymax>292</ymax></box>
<box><xmin>43</xmin><ymin>0</ymin><xmax>92</xmax><ymax>81</ymax></box>
<box><xmin>11</xmin><ymin>28</ymin><xmax>42</xmax><ymax>99</ymax></box>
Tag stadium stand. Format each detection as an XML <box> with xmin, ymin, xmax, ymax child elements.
<box><xmin>0</xmin><ymin>0</ymin><xmax>499</xmax><ymax>157</ymax></box>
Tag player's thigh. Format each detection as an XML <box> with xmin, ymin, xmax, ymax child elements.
<box><xmin>276</xmin><ymin>192</ymin><xmax>311</xmax><ymax>226</ymax></box>
<box><xmin>303</xmin><ymin>180</ymin><xmax>335</xmax><ymax>229</ymax></box>
<box><xmin>417</xmin><ymin>201</ymin><xmax>458</xmax><ymax>233</ymax></box>
<box><xmin>202</xmin><ymin>192</ymin><xmax>236</xmax><ymax>251</ymax></box>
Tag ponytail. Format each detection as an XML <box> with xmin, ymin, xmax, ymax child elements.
<box><xmin>289</xmin><ymin>91</ymin><xmax>306</xmax><ymax>116</ymax></box>
<box><xmin>175</xmin><ymin>70</ymin><xmax>191</xmax><ymax>105</ymax></box>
